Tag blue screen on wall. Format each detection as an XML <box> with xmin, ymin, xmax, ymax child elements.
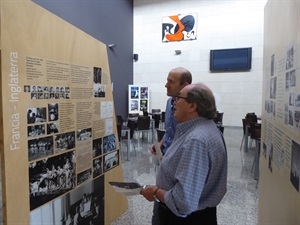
<box><xmin>210</xmin><ymin>47</ymin><xmax>252</xmax><ymax>72</ymax></box>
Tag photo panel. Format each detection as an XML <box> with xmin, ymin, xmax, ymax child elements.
<box><xmin>29</xmin><ymin>151</ymin><xmax>76</xmax><ymax>210</ymax></box>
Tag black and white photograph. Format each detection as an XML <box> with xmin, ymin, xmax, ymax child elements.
<box><xmin>55</xmin><ymin>131</ymin><xmax>76</xmax><ymax>152</ymax></box>
<box><xmin>270</xmin><ymin>54</ymin><xmax>274</xmax><ymax>76</ymax></box>
<box><xmin>290</xmin><ymin>140</ymin><xmax>300</xmax><ymax>192</ymax></box>
<box><xmin>77</xmin><ymin>168</ymin><xmax>92</xmax><ymax>186</ymax></box>
<box><xmin>47</xmin><ymin>122</ymin><xmax>59</xmax><ymax>134</ymax></box>
<box><xmin>270</xmin><ymin>77</ymin><xmax>277</xmax><ymax>99</ymax></box>
<box><xmin>295</xmin><ymin>93</ymin><xmax>300</xmax><ymax>107</ymax></box>
<box><xmin>263</xmin><ymin>142</ymin><xmax>267</xmax><ymax>158</ymax></box>
<box><xmin>44</xmin><ymin>86</ymin><xmax>49</xmax><ymax>92</ymax></box>
<box><xmin>289</xmin><ymin>69</ymin><xmax>296</xmax><ymax>87</ymax></box>
<box><xmin>28</xmin><ymin>124</ymin><xmax>46</xmax><ymax>138</ymax></box>
<box><xmin>30</xmin><ymin>175</ymin><xmax>104</xmax><ymax>225</ymax></box>
<box><xmin>93</xmin><ymin>138</ymin><xmax>102</xmax><ymax>158</ymax></box>
<box><xmin>104</xmin><ymin>151</ymin><xmax>119</xmax><ymax>172</ymax></box>
<box><xmin>44</xmin><ymin>93</ymin><xmax>49</xmax><ymax>99</ymax></box>
<box><xmin>103</xmin><ymin>134</ymin><xmax>116</xmax><ymax>154</ymax></box>
<box><xmin>24</xmin><ymin>85</ymin><xmax>31</xmax><ymax>92</ymax></box>
<box><xmin>55</xmin><ymin>92</ymin><xmax>60</xmax><ymax>99</ymax></box>
<box><xmin>31</xmin><ymin>85</ymin><xmax>37</xmax><ymax>93</ymax></box>
<box><xmin>93</xmin><ymin>67</ymin><xmax>105</xmax><ymax>98</ymax></box>
<box><xmin>284</xmin><ymin>104</ymin><xmax>289</xmax><ymax>125</ymax></box>
<box><xmin>286</xmin><ymin>46</ymin><xmax>294</xmax><ymax>70</ymax></box>
<box><xmin>289</xmin><ymin>93</ymin><xmax>295</xmax><ymax>106</ymax></box>
<box><xmin>288</xmin><ymin>110</ymin><xmax>294</xmax><ymax>126</ymax></box>
<box><xmin>31</xmin><ymin>92</ymin><xmax>38</xmax><ymax>100</ymax></box>
<box><xmin>48</xmin><ymin>103</ymin><xmax>59</xmax><ymax>121</ymax></box>
<box><xmin>93</xmin><ymin>66</ymin><xmax>102</xmax><ymax>84</ymax></box>
<box><xmin>38</xmin><ymin>92</ymin><xmax>44</xmax><ymax>99</ymax></box>
<box><xmin>294</xmin><ymin>111</ymin><xmax>300</xmax><ymax>129</ymax></box>
<box><xmin>65</xmin><ymin>87</ymin><xmax>71</xmax><ymax>99</ymax></box>
<box><xmin>94</xmin><ymin>83</ymin><xmax>104</xmax><ymax>97</ymax></box>
<box><xmin>50</xmin><ymin>93</ymin><xmax>55</xmax><ymax>99</ymax></box>
<box><xmin>285</xmin><ymin>71</ymin><xmax>290</xmax><ymax>90</ymax></box>
<box><xmin>28</xmin><ymin>136</ymin><xmax>54</xmax><ymax>161</ymax></box>
<box><xmin>93</xmin><ymin>157</ymin><xmax>102</xmax><ymax>178</ymax></box>
<box><xmin>37</xmin><ymin>86</ymin><xmax>43</xmax><ymax>92</ymax></box>
<box><xmin>27</xmin><ymin>107</ymin><xmax>47</xmax><ymax>124</ymax></box>
<box><xmin>268</xmin><ymin>142</ymin><xmax>273</xmax><ymax>173</ymax></box>
<box><xmin>77</xmin><ymin>128</ymin><xmax>92</xmax><ymax>141</ymax></box>
<box><xmin>29</xmin><ymin>151</ymin><xmax>76</xmax><ymax>211</ymax></box>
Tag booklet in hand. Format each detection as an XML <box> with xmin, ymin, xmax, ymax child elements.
<box><xmin>154</xmin><ymin>141</ymin><xmax>163</xmax><ymax>163</ymax></box>
<box><xmin>109</xmin><ymin>181</ymin><xmax>143</xmax><ymax>196</ymax></box>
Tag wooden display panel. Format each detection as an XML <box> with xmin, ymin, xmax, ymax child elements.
<box><xmin>258</xmin><ymin>0</ymin><xmax>300</xmax><ymax>224</ymax></box>
<box><xmin>0</xmin><ymin>1</ymin><xmax>127</xmax><ymax>224</ymax></box>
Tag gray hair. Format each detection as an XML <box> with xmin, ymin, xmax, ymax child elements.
<box><xmin>186</xmin><ymin>83</ymin><xmax>216</xmax><ymax>119</ymax></box>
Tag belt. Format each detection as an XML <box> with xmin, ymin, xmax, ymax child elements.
<box><xmin>159</xmin><ymin>202</ymin><xmax>215</xmax><ymax>215</ymax></box>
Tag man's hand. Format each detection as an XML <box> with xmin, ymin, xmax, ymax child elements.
<box><xmin>140</xmin><ymin>185</ymin><xmax>157</xmax><ymax>201</ymax></box>
<box><xmin>150</xmin><ymin>144</ymin><xmax>157</xmax><ymax>155</ymax></box>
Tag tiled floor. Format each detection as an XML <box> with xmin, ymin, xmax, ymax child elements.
<box><xmin>0</xmin><ymin>127</ymin><xmax>258</xmax><ymax>225</ymax></box>
<box><xmin>112</xmin><ymin>126</ymin><xmax>259</xmax><ymax>225</ymax></box>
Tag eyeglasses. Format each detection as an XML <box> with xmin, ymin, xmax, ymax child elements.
<box><xmin>174</xmin><ymin>95</ymin><xmax>189</xmax><ymax>102</ymax></box>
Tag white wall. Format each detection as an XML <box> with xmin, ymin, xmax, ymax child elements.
<box><xmin>133</xmin><ymin>0</ymin><xmax>267</xmax><ymax>126</ymax></box>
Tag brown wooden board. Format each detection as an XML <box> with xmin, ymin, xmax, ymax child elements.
<box><xmin>0</xmin><ymin>1</ymin><xmax>128</xmax><ymax>224</ymax></box>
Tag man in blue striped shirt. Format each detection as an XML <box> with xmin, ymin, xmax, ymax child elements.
<box><xmin>142</xmin><ymin>83</ymin><xmax>227</xmax><ymax>225</ymax></box>
<box><xmin>150</xmin><ymin>67</ymin><xmax>192</xmax><ymax>155</ymax></box>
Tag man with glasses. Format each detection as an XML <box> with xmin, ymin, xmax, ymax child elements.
<box><xmin>150</xmin><ymin>67</ymin><xmax>192</xmax><ymax>225</ymax></box>
<box><xmin>142</xmin><ymin>83</ymin><xmax>227</xmax><ymax>225</ymax></box>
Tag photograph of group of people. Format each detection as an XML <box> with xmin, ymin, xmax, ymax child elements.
<box><xmin>24</xmin><ymin>85</ymin><xmax>71</xmax><ymax>100</ymax></box>
<box><xmin>54</xmin><ymin>131</ymin><xmax>76</xmax><ymax>152</ymax></box>
<box><xmin>30</xmin><ymin>176</ymin><xmax>104</xmax><ymax>225</ymax></box>
<box><xmin>28</xmin><ymin>136</ymin><xmax>54</xmax><ymax>161</ymax></box>
<box><xmin>28</xmin><ymin>124</ymin><xmax>46</xmax><ymax>138</ymax></box>
<box><xmin>27</xmin><ymin>107</ymin><xmax>47</xmax><ymax>124</ymax></box>
<box><xmin>77</xmin><ymin>168</ymin><xmax>92</xmax><ymax>186</ymax></box>
<box><xmin>103</xmin><ymin>134</ymin><xmax>116</xmax><ymax>154</ymax></box>
<box><xmin>29</xmin><ymin>151</ymin><xmax>76</xmax><ymax>210</ymax></box>
<box><xmin>77</xmin><ymin>128</ymin><xmax>92</xmax><ymax>141</ymax></box>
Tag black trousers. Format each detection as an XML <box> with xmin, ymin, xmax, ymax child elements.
<box><xmin>158</xmin><ymin>203</ymin><xmax>217</xmax><ymax>225</ymax></box>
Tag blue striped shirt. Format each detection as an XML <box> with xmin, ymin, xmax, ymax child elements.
<box><xmin>156</xmin><ymin>117</ymin><xmax>228</xmax><ymax>217</ymax></box>
<box><xmin>161</xmin><ymin>98</ymin><xmax>177</xmax><ymax>154</ymax></box>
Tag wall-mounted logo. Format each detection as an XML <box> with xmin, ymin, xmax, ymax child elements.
<box><xmin>162</xmin><ymin>13</ymin><xmax>197</xmax><ymax>42</ymax></box>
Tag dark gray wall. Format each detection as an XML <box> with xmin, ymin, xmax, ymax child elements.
<box><xmin>33</xmin><ymin>0</ymin><xmax>133</xmax><ymax>119</ymax></box>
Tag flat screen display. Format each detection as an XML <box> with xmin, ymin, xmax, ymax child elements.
<box><xmin>210</xmin><ymin>47</ymin><xmax>252</xmax><ymax>71</ymax></box>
